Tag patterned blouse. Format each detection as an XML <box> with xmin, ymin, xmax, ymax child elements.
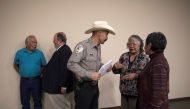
<box><xmin>112</xmin><ymin>52</ymin><xmax>149</xmax><ymax>96</ymax></box>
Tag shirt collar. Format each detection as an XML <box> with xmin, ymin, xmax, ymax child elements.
<box><xmin>24</xmin><ymin>48</ymin><xmax>36</xmax><ymax>53</ymax></box>
<box><xmin>149</xmin><ymin>52</ymin><xmax>163</xmax><ymax>59</ymax></box>
<box><xmin>88</xmin><ymin>38</ymin><xmax>100</xmax><ymax>49</ymax></box>
<box><xmin>56</xmin><ymin>44</ymin><xmax>63</xmax><ymax>51</ymax></box>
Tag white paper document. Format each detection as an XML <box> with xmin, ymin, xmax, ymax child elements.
<box><xmin>99</xmin><ymin>60</ymin><xmax>112</xmax><ymax>76</ymax></box>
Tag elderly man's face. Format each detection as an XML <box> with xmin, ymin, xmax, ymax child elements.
<box><xmin>26</xmin><ymin>37</ymin><xmax>37</xmax><ymax>52</ymax></box>
<box><xmin>53</xmin><ymin>36</ymin><xmax>60</xmax><ymax>49</ymax></box>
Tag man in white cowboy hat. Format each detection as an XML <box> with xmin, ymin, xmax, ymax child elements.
<box><xmin>67</xmin><ymin>21</ymin><xmax>115</xmax><ymax>109</ymax></box>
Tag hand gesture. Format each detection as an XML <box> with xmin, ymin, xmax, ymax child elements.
<box><xmin>60</xmin><ymin>87</ymin><xmax>67</xmax><ymax>94</ymax></box>
<box><xmin>121</xmin><ymin>73</ymin><xmax>137</xmax><ymax>80</ymax></box>
<box><xmin>114</xmin><ymin>61</ymin><xmax>124</xmax><ymax>69</ymax></box>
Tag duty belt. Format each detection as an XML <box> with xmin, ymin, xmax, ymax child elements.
<box><xmin>77</xmin><ymin>80</ymin><xmax>98</xmax><ymax>87</ymax></box>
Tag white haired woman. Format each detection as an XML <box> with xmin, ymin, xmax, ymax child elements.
<box><xmin>112</xmin><ymin>35</ymin><xmax>149</xmax><ymax>109</ymax></box>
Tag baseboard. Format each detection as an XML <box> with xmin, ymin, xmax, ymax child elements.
<box><xmin>100</xmin><ymin>97</ymin><xmax>190</xmax><ymax>109</ymax></box>
<box><xmin>170</xmin><ymin>96</ymin><xmax>190</xmax><ymax>102</ymax></box>
<box><xmin>101</xmin><ymin>106</ymin><xmax>120</xmax><ymax>109</ymax></box>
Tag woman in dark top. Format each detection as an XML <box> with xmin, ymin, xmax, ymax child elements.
<box><xmin>112</xmin><ymin>35</ymin><xmax>149</xmax><ymax>109</ymax></box>
<box><xmin>137</xmin><ymin>32</ymin><xmax>170</xmax><ymax>109</ymax></box>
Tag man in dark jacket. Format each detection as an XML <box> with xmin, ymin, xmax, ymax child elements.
<box><xmin>137</xmin><ymin>32</ymin><xmax>170</xmax><ymax>109</ymax></box>
<box><xmin>42</xmin><ymin>32</ymin><xmax>74</xmax><ymax>109</ymax></box>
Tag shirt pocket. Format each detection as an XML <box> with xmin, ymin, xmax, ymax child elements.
<box><xmin>86</xmin><ymin>54</ymin><xmax>97</xmax><ymax>70</ymax></box>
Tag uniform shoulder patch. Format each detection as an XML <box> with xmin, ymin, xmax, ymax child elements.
<box><xmin>75</xmin><ymin>45</ymin><xmax>84</xmax><ymax>53</ymax></box>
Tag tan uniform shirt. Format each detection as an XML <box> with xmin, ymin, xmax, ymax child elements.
<box><xmin>67</xmin><ymin>38</ymin><xmax>102</xmax><ymax>81</ymax></box>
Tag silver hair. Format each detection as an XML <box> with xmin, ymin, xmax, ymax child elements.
<box><xmin>25</xmin><ymin>35</ymin><xmax>36</xmax><ymax>45</ymax></box>
<box><xmin>128</xmin><ymin>35</ymin><xmax>144</xmax><ymax>53</ymax></box>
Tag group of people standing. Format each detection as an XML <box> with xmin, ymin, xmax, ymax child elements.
<box><xmin>13</xmin><ymin>21</ymin><xmax>170</xmax><ymax>109</ymax></box>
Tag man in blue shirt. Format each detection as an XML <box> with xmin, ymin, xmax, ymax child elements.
<box><xmin>14</xmin><ymin>35</ymin><xmax>46</xmax><ymax>109</ymax></box>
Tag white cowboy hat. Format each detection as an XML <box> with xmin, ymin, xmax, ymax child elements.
<box><xmin>85</xmin><ymin>21</ymin><xmax>116</xmax><ymax>35</ymax></box>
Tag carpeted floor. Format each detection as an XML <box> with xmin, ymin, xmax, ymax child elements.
<box><xmin>170</xmin><ymin>99</ymin><xmax>190</xmax><ymax>109</ymax></box>
<box><xmin>101</xmin><ymin>98</ymin><xmax>190</xmax><ymax>109</ymax></box>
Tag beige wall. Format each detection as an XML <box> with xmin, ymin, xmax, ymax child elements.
<box><xmin>0</xmin><ymin>0</ymin><xmax>190</xmax><ymax>108</ymax></box>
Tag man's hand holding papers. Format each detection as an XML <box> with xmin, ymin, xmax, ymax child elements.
<box><xmin>99</xmin><ymin>60</ymin><xmax>112</xmax><ymax>76</ymax></box>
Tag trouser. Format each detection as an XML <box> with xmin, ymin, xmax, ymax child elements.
<box><xmin>20</xmin><ymin>76</ymin><xmax>42</xmax><ymax>109</ymax></box>
<box><xmin>74</xmin><ymin>82</ymin><xmax>99</xmax><ymax>109</ymax></box>
<box><xmin>121</xmin><ymin>94</ymin><xmax>137</xmax><ymax>109</ymax></box>
<box><xmin>43</xmin><ymin>92</ymin><xmax>75</xmax><ymax>109</ymax></box>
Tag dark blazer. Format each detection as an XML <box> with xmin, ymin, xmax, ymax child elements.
<box><xmin>42</xmin><ymin>44</ymin><xmax>74</xmax><ymax>94</ymax></box>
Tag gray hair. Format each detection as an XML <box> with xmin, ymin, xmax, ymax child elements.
<box><xmin>128</xmin><ymin>35</ymin><xmax>144</xmax><ymax>53</ymax></box>
<box><xmin>56</xmin><ymin>32</ymin><xmax>67</xmax><ymax>43</ymax></box>
<box><xmin>25</xmin><ymin>35</ymin><xmax>36</xmax><ymax>45</ymax></box>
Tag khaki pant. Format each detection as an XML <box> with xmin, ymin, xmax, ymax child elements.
<box><xmin>43</xmin><ymin>92</ymin><xmax>75</xmax><ymax>109</ymax></box>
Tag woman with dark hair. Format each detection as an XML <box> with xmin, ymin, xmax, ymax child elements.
<box><xmin>137</xmin><ymin>32</ymin><xmax>170</xmax><ymax>109</ymax></box>
<box><xmin>112</xmin><ymin>35</ymin><xmax>149</xmax><ymax>109</ymax></box>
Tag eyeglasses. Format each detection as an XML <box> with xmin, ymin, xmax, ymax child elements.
<box><xmin>127</xmin><ymin>43</ymin><xmax>138</xmax><ymax>47</ymax></box>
